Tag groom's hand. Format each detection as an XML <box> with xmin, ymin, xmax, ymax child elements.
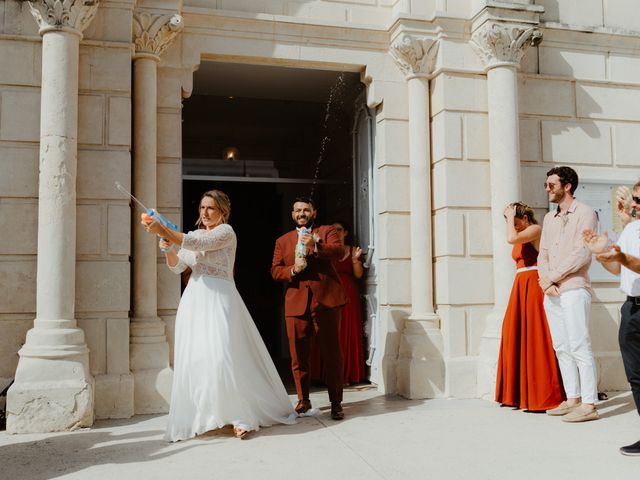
<box><xmin>293</xmin><ymin>256</ymin><xmax>307</xmax><ymax>274</ymax></box>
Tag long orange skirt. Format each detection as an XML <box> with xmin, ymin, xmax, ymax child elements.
<box><xmin>495</xmin><ymin>269</ymin><xmax>565</xmax><ymax>411</ymax></box>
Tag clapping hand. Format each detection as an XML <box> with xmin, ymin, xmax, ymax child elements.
<box><xmin>616</xmin><ymin>186</ymin><xmax>633</xmax><ymax>224</ymax></box>
<box><xmin>582</xmin><ymin>229</ymin><xmax>609</xmax><ymax>254</ymax></box>
<box><xmin>351</xmin><ymin>246</ymin><xmax>362</xmax><ymax>263</ymax></box>
<box><xmin>596</xmin><ymin>244</ymin><xmax>624</xmax><ymax>264</ymax></box>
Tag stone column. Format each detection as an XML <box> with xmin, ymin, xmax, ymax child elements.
<box><xmin>130</xmin><ymin>11</ymin><xmax>183</xmax><ymax>413</ymax></box>
<box><xmin>471</xmin><ymin>21</ymin><xmax>542</xmax><ymax>398</ymax></box>
<box><xmin>390</xmin><ymin>34</ymin><xmax>444</xmax><ymax>399</ymax></box>
<box><xmin>6</xmin><ymin>0</ymin><xmax>99</xmax><ymax>433</ymax></box>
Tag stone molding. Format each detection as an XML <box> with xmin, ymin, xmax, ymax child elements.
<box><xmin>133</xmin><ymin>11</ymin><xmax>183</xmax><ymax>58</ymax></box>
<box><xmin>471</xmin><ymin>21</ymin><xmax>542</xmax><ymax>70</ymax></box>
<box><xmin>26</xmin><ymin>0</ymin><xmax>100</xmax><ymax>35</ymax></box>
<box><xmin>389</xmin><ymin>34</ymin><xmax>439</xmax><ymax>79</ymax></box>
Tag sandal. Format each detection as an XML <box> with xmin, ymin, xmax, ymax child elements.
<box><xmin>233</xmin><ymin>426</ymin><xmax>250</xmax><ymax>440</ymax></box>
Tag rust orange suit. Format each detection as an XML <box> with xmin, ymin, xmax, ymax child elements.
<box><xmin>271</xmin><ymin>225</ymin><xmax>347</xmax><ymax>403</ymax></box>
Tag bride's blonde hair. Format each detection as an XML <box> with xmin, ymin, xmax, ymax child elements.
<box><xmin>509</xmin><ymin>201</ymin><xmax>538</xmax><ymax>225</ymax></box>
<box><xmin>196</xmin><ymin>190</ymin><xmax>231</xmax><ymax>228</ymax></box>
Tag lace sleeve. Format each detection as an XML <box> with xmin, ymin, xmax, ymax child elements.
<box><xmin>181</xmin><ymin>224</ymin><xmax>235</xmax><ymax>252</ymax></box>
<box><xmin>168</xmin><ymin>248</ymin><xmax>196</xmax><ymax>274</ymax></box>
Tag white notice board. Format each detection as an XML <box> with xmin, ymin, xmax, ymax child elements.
<box><xmin>550</xmin><ymin>181</ymin><xmax>632</xmax><ymax>282</ymax></box>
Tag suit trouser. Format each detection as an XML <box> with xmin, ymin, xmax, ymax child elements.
<box><xmin>286</xmin><ymin>307</ymin><xmax>343</xmax><ymax>404</ymax></box>
<box><xmin>544</xmin><ymin>288</ymin><xmax>598</xmax><ymax>404</ymax></box>
<box><xmin>620</xmin><ymin>299</ymin><xmax>640</xmax><ymax>415</ymax></box>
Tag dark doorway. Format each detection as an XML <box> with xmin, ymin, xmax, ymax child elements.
<box><xmin>181</xmin><ymin>62</ymin><xmax>365</xmax><ymax>377</ymax></box>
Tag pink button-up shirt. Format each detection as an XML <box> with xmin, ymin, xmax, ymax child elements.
<box><xmin>538</xmin><ymin>199</ymin><xmax>597</xmax><ymax>293</ymax></box>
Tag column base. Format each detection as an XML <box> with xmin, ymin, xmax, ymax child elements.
<box><xmin>132</xmin><ymin>367</ymin><xmax>172</xmax><ymax>414</ymax></box>
<box><xmin>7</xmin><ymin>356</ymin><xmax>94</xmax><ymax>434</ymax></box>
<box><xmin>396</xmin><ymin>313</ymin><xmax>445</xmax><ymax>399</ymax></box>
<box><xmin>94</xmin><ymin>373</ymin><xmax>134</xmax><ymax>419</ymax></box>
<box><xmin>477</xmin><ymin>309</ymin><xmax>503</xmax><ymax>400</ymax></box>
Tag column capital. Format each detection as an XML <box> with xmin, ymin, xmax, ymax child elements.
<box><xmin>133</xmin><ymin>10</ymin><xmax>183</xmax><ymax>59</ymax></box>
<box><xmin>471</xmin><ymin>21</ymin><xmax>542</xmax><ymax>70</ymax></box>
<box><xmin>390</xmin><ymin>34</ymin><xmax>439</xmax><ymax>79</ymax></box>
<box><xmin>26</xmin><ymin>0</ymin><xmax>100</xmax><ymax>36</ymax></box>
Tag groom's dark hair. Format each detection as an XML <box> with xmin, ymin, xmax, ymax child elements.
<box><xmin>293</xmin><ymin>196</ymin><xmax>316</xmax><ymax>209</ymax></box>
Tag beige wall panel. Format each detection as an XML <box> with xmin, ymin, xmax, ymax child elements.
<box><xmin>438</xmin><ymin>305</ymin><xmax>467</xmax><ymax>358</ymax></box>
<box><xmin>431</xmin><ymin>74</ymin><xmax>487</xmax><ymax>116</ymax></box>
<box><xmin>431</xmin><ymin>111</ymin><xmax>462</xmax><ymax>163</ymax></box>
<box><xmin>435</xmin><ymin>257</ymin><xmax>493</xmax><ymax>305</ymax></box>
<box><xmin>77</xmin><ymin>150</ymin><xmax>130</xmax><ymax>200</ymax></box>
<box><xmin>108</xmin><ymin>96</ymin><xmax>131</xmax><ymax>146</ymax></box>
<box><xmin>75</xmin><ymin>261</ymin><xmax>130</xmax><ymax>313</ymax></box>
<box><xmin>519</xmin><ymin>77</ymin><xmax>574</xmax><ymax>117</ymax></box>
<box><xmin>537</xmin><ymin>0</ymin><xmax>604</xmax><ymax>26</ymax></box>
<box><xmin>432</xmin><ymin>160</ymin><xmax>490</xmax><ymax>209</ymax></box>
<box><xmin>0</xmin><ymin>89</ymin><xmax>40</xmax><ymax>141</ymax></box>
<box><xmin>107</xmin><ymin>317</ymin><xmax>130</xmax><ymax>374</ymax></box>
<box><xmin>107</xmin><ymin>205</ymin><xmax>131</xmax><ymax>255</ymax></box>
<box><xmin>375</xmin><ymin>80</ymin><xmax>409</xmax><ymax>121</ymax></box>
<box><xmin>520</xmin><ymin>165</ymin><xmax>552</xmax><ymax>209</ymax></box>
<box><xmin>0</xmin><ymin>40</ymin><xmax>38</xmax><ymax>86</ymax></box>
<box><xmin>0</xmin><ymin>261</ymin><xmax>36</xmax><ymax>314</ymax></box>
<box><xmin>613</xmin><ymin>124</ymin><xmax>640</xmax><ymax>168</ymax></box>
<box><xmin>467</xmin><ymin>305</ymin><xmax>491</xmax><ymax>356</ymax></box>
<box><xmin>467</xmin><ymin>209</ymin><xmax>493</xmax><ymax>257</ymax></box>
<box><xmin>157</xmin><ymin>162</ymin><xmax>182</xmax><ymax>209</ymax></box>
<box><xmin>78</xmin><ymin>95</ymin><xmax>104</xmax><ymax>145</ymax></box>
<box><xmin>539</xmin><ymin>47</ymin><xmax>606</xmax><ymax>80</ymax></box>
<box><xmin>590</xmin><ymin>303</ymin><xmax>621</xmax><ymax>353</ymax></box>
<box><xmin>77</xmin><ymin>204</ymin><xmax>103</xmax><ymax>256</ymax></box>
<box><xmin>0</xmin><ymin>318</ymin><xmax>31</xmax><ymax>378</ymax></box>
<box><xmin>84</xmin><ymin>5</ymin><xmax>134</xmax><ymax>43</ymax></box>
<box><xmin>377</xmin><ymin>259</ymin><xmax>411</xmax><ymax>305</ymax></box>
<box><xmin>157</xmin><ymin>112</ymin><xmax>182</xmax><ymax>159</ymax></box>
<box><xmin>542</xmin><ymin>120</ymin><xmax>611</xmax><ymax>165</ymax></box>
<box><xmin>603</xmin><ymin>0</ymin><xmax>640</xmax><ymax>31</ymax></box>
<box><xmin>519</xmin><ymin>118</ymin><xmax>541</xmax><ymax>162</ymax></box>
<box><xmin>157</xmin><ymin>266</ymin><xmax>181</xmax><ymax>311</ymax></box>
<box><xmin>0</xmin><ymin>147</ymin><xmax>38</xmax><ymax>198</ymax></box>
<box><xmin>576</xmin><ymin>83</ymin><xmax>640</xmax><ymax>121</ymax></box>
<box><xmin>377</xmin><ymin>212</ymin><xmax>410</xmax><ymax>259</ymax></box>
<box><xmin>609</xmin><ymin>53</ymin><xmax>640</xmax><ymax>85</ymax></box>
<box><xmin>0</xmin><ymin>201</ymin><xmax>37</xmax><ymax>254</ymax></box>
<box><xmin>377</xmin><ymin>165</ymin><xmax>410</xmax><ymax>212</ymax></box>
<box><xmin>79</xmin><ymin>46</ymin><xmax>131</xmax><ymax>93</ymax></box>
<box><xmin>376</xmin><ymin>119</ymin><xmax>409</xmax><ymax>166</ymax></box>
<box><xmin>78</xmin><ymin>317</ymin><xmax>106</xmax><ymax>375</ymax></box>
<box><xmin>464</xmin><ymin>113</ymin><xmax>489</xmax><ymax>160</ymax></box>
<box><xmin>433</xmin><ymin>209</ymin><xmax>464</xmax><ymax>257</ymax></box>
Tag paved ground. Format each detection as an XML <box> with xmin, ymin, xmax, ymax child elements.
<box><xmin>1</xmin><ymin>387</ymin><xmax>639</xmax><ymax>480</ymax></box>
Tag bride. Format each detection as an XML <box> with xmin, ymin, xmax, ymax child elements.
<box><xmin>143</xmin><ymin>190</ymin><xmax>296</xmax><ymax>441</ymax></box>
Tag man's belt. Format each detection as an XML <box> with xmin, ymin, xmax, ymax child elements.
<box><xmin>627</xmin><ymin>296</ymin><xmax>640</xmax><ymax>305</ymax></box>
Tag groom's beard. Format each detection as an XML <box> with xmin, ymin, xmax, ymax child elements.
<box><xmin>295</xmin><ymin>216</ymin><xmax>315</xmax><ymax>229</ymax></box>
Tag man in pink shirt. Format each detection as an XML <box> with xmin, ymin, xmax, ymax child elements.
<box><xmin>538</xmin><ymin>166</ymin><xmax>599</xmax><ymax>422</ymax></box>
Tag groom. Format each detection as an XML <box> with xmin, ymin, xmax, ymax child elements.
<box><xmin>271</xmin><ymin>197</ymin><xmax>347</xmax><ymax>420</ymax></box>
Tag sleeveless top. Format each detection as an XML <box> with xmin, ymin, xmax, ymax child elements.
<box><xmin>512</xmin><ymin>242</ymin><xmax>538</xmax><ymax>269</ymax></box>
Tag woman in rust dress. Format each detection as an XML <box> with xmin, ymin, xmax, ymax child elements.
<box><xmin>495</xmin><ymin>202</ymin><xmax>564</xmax><ymax>411</ymax></box>
<box><xmin>310</xmin><ymin>221</ymin><xmax>366</xmax><ymax>384</ymax></box>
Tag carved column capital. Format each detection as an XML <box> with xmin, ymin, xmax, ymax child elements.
<box><xmin>133</xmin><ymin>11</ymin><xmax>183</xmax><ymax>59</ymax></box>
<box><xmin>471</xmin><ymin>21</ymin><xmax>542</xmax><ymax>70</ymax></box>
<box><xmin>390</xmin><ymin>34</ymin><xmax>439</xmax><ymax>79</ymax></box>
<box><xmin>26</xmin><ymin>0</ymin><xmax>100</xmax><ymax>36</ymax></box>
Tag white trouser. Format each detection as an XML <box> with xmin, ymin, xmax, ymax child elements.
<box><xmin>543</xmin><ymin>288</ymin><xmax>598</xmax><ymax>404</ymax></box>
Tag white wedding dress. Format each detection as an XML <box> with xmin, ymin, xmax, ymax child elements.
<box><xmin>164</xmin><ymin>223</ymin><xmax>296</xmax><ymax>442</ymax></box>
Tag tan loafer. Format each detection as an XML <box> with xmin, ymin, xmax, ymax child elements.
<box><xmin>562</xmin><ymin>406</ymin><xmax>599</xmax><ymax>423</ymax></box>
<box><xmin>546</xmin><ymin>401</ymin><xmax>581</xmax><ymax>416</ymax></box>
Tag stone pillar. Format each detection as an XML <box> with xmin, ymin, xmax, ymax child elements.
<box><xmin>6</xmin><ymin>0</ymin><xmax>100</xmax><ymax>433</ymax></box>
<box><xmin>471</xmin><ymin>21</ymin><xmax>542</xmax><ymax>398</ymax></box>
<box><xmin>390</xmin><ymin>35</ymin><xmax>444</xmax><ymax>399</ymax></box>
<box><xmin>130</xmin><ymin>11</ymin><xmax>183</xmax><ymax>414</ymax></box>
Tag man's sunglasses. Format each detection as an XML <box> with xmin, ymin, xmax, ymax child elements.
<box><xmin>633</xmin><ymin>196</ymin><xmax>640</xmax><ymax>204</ymax></box>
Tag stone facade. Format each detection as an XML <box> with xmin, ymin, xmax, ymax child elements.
<box><xmin>0</xmin><ymin>0</ymin><xmax>638</xmax><ymax>431</ymax></box>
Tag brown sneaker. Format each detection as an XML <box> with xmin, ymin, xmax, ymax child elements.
<box><xmin>295</xmin><ymin>399</ymin><xmax>312</xmax><ymax>414</ymax></box>
<box><xmin>546</xmin><ymin>401</ymin><xmax>581</xmax><ymax>416</ymax></box>
<box><xmin>562</xmin><ymin>406</ymin><xmax>599</xmax><ymax>423</ymax></box>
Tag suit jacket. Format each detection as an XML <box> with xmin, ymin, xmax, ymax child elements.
<box><xmin>271</xmin><ymin>225</ymin><xmax>347</xmax><ymax>316</ymax></box>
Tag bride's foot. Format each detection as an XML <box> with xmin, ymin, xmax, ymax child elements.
<box><xmin>233</xmin><ymin>426</ymin><xmax>250</xmax><ymax>440</ymax></box>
